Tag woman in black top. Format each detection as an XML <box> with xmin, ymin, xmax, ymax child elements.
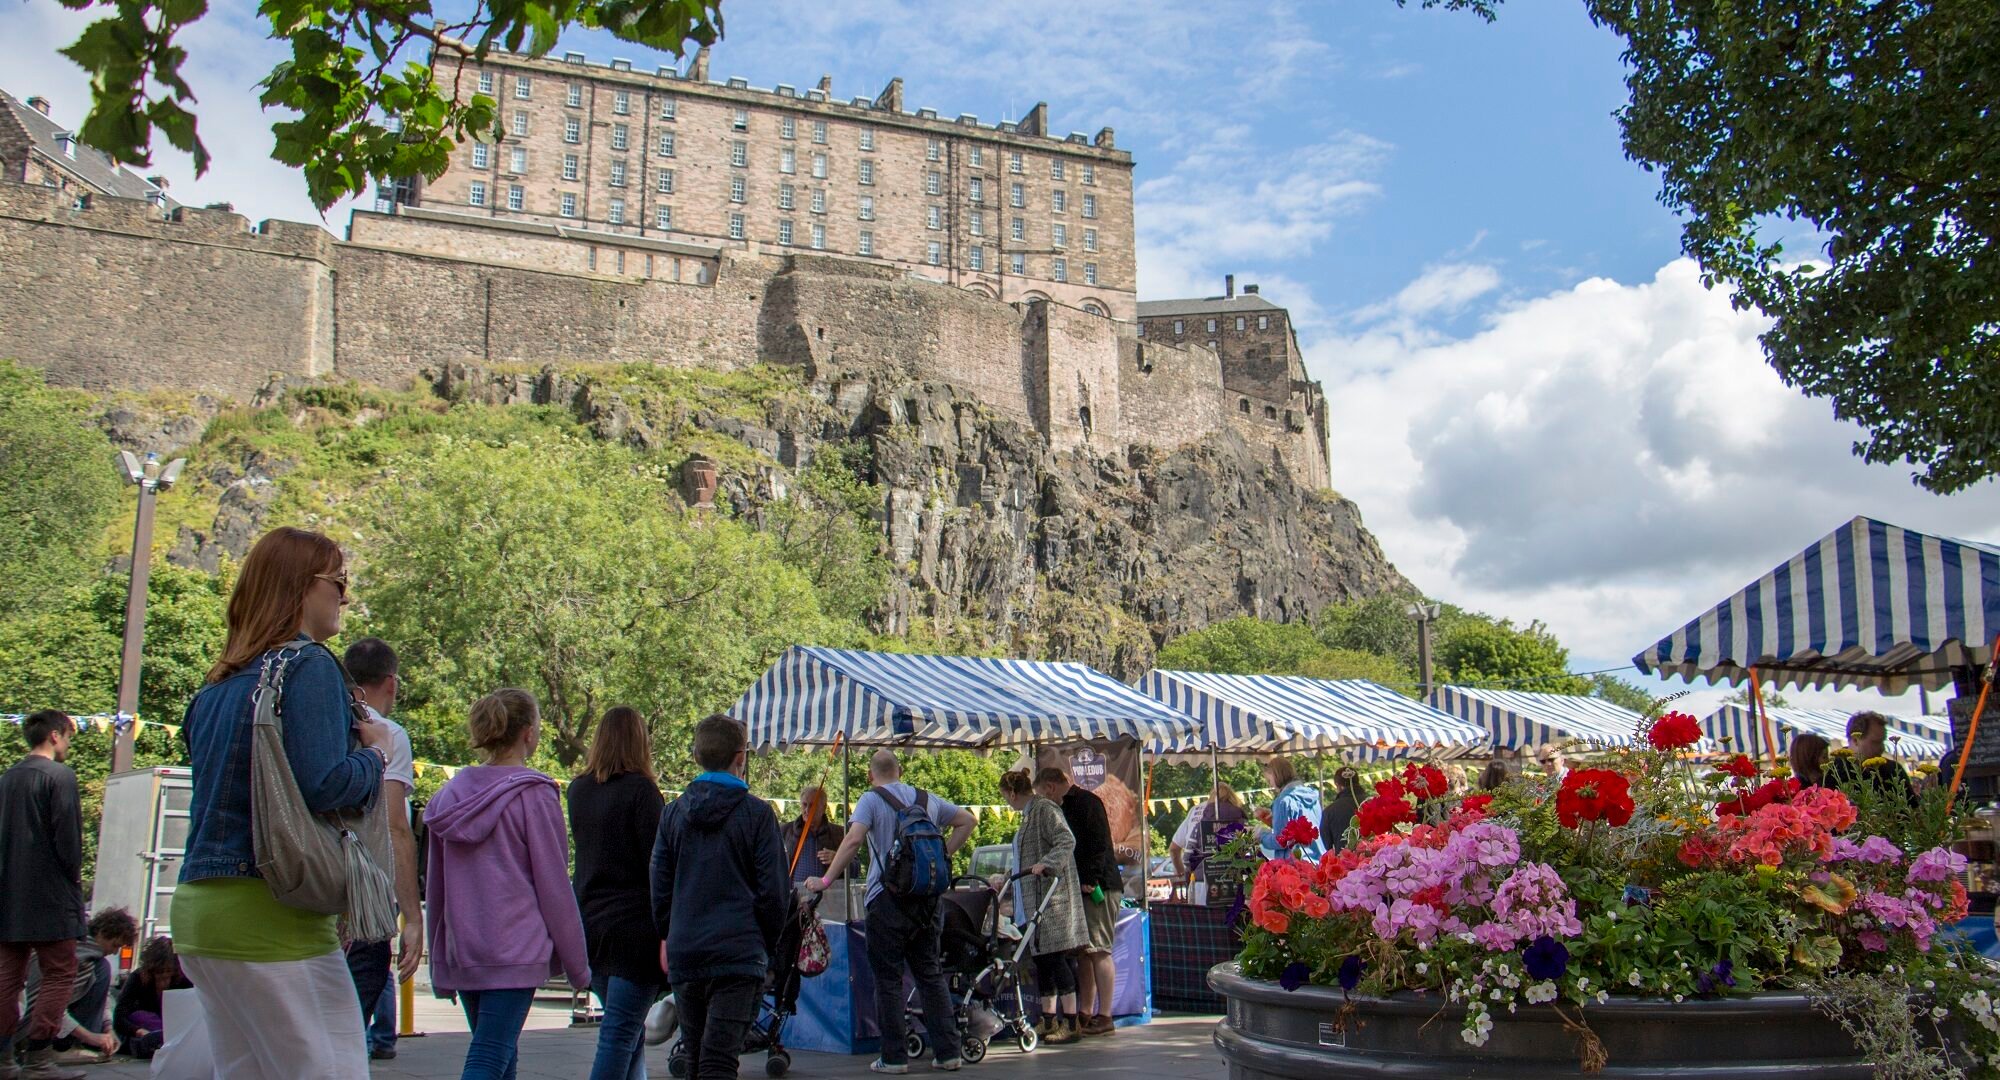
<box><xmin>114</xmin><ymin>936</ymin><xmax>191</xmax><ymax>1060</ymax></box>
<box><xmin>569</xmin><ymin>706</ymin><xmax>668</xmax><ymax>1080</ymax></box>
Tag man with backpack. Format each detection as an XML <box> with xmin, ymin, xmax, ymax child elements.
<box><xmin>809</xmin><ymin>750</ymin><xmax>974</xmax><ymax>1074</ymax></box>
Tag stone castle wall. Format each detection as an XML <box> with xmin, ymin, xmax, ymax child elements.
<box><xmin>0</xmin><ymin>181</ymin><xmax>1330</xmax><ymax>487</ymax></box>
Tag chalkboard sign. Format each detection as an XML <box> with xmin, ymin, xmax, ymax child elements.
<box><xmin>1946</xmin><ymin>694</ymin><xmax>2000</xmax><ymax>778</ymax></box>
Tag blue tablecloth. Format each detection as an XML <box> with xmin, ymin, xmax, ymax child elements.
<box><xmin>790</xmin><ymin>909</ymin><xmax>1152</xmax><ymax>1054</ymax></box>
<box><xmin>1947</xmin><ymin>915</ymin><xmax>2000</xmax><ymax>959</ymax></box>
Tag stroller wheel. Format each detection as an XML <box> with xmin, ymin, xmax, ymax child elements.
<box><xmin>1016</xmin><ymin>1026</ymin><xmax>1039</xmax><ymax>1054</ymax></box>
<box><xmin>667</xmin><ymin>1040</ymin><xmax>691</xmax><ymax>1078</ymax></box>
<box><xmin>961</xmin><ymin>1037</ymin><xmax>987</xmax><ymax>1064</ymax></box>
<box><xmin>766</xmin><ymin>1051</ymin><xmax>791</xmax><ymax>1077</ymax></box>
<box><xmin>905</xmin><ymin>1031</ymin><xmax>927</xmax><ymax>1061</ymax></box>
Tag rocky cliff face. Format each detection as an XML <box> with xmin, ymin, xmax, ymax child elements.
<box><xmin>108</xmin><ymin>364</ymin><xmax>1412</xmax><ymax>677</ymax></box>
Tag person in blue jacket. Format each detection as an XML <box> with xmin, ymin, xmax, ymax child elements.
<box><xmin>1258</xmin><ymin>756</ymin><xmax>1326</xmax><ymax>861</ymax></box>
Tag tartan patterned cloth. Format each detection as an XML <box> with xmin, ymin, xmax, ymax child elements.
<box><xmin>1149</xmin><ymin>902</ymin><xmax>1242</xmax><ymax>1013</ymax></box>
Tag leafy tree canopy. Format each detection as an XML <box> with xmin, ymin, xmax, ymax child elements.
<box><xmin>52</xmin><ymin>0</ymin><xmax>721</xmax><ymax>210</ymax></box>
<box><xmin>1407</xmin><ymin>0</ymin><xmax>1999</xmax><ymax>492</ymax></box>
<box><xmin>0</xmin><ymin>361</ymin><xmax>123</xmax><ymax>619</ymax></box>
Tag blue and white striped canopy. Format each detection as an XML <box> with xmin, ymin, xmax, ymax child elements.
<box><xmin>1635</xmin><ymin>517</ymin><xmax>2000</xmax><ymax>692</ymax></box>
<box><xmin>1887</xmin><ymin>714</ymin><xmax>1955</xmax><ymax>743</ymax></box>
<box><xmin>1701</xmin><ymin>704</ymin><xmax>1951</xmax><ymax>764</ymax></box>
<box><xmin>1427</xmin><ymin>686</ymin><xmax>1661</xmax><ymax>752</ymax></box>
<box><xmin>1135</xmin><ymin>670</ymin><xmax>1489</xmax><ymax>759</ymax></box>
<box><xmin>733</xmin><ymin>647</ymin><xmax>1201</xmax><ymax>751</ymax></box>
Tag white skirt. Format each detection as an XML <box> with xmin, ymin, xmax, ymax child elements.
<box><xmin>177</xmin><ymin>952</ymin><xmax>367</xmax><ymax>1079</ymax></box>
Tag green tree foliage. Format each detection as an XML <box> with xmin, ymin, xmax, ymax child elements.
<box><xmin>762</xmin><ymin>440</ymin><xmax>890</xmax><ymax>624</ymax></box>
<box><xmin>0</xmin><ymin>563</ymin><xmax>225</xmax><ymax>722</ymax></box>
<box><xmin>51</xmin><ymin>0</ymin><xmax>721</xmax><ymax>210</ymax></box>
<box><xmin>1155</xmin><ymin>617</ymin><xmax>1332</xmax><ymax>676</ymax></box>
<box><xmin>1432</xmin><ymin>614</ymin><xmax>1586</xmax><ymax>694</ymax></box>
<box><xmin>0</xmin><ymin>361</ymin><xmax>123</xmax><ymax>619</ymax></box>
<box><xmin>358</xmin><ymin>433</ymin><xmax>847</xmax><ymax>770</ymax></box>
<box><xmin>1409</xmin><ymin>1</ymin><xmax>2000</xmax><ymax>493</ymax></box>
<box><xmin>1590</xmin><ymin>673</ymin><xmax>1659</xmax><ymax>714</ymax></box>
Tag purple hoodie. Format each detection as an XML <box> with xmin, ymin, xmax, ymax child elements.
<box><xmin>424</xmin><ymin>765</ymin><xmax>591</xmax><ymax>992</ymax></box>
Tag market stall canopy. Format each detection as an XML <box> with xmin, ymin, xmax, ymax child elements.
<box><xmin>734</xmin><ymin>646</ymin><xmax>1201</xmax><ymax>751</ymax></box>
<box><xmin>1702</xmin><ymin>704</ymin><xmax>1950</xmax><ymax>764</ymax></box>
<box><xmin>1887</xmin><ymin>714</ymin><xmax>1955</xmax><ymax>743</ymax></box>
<box><xmin>1136</xmin><ymin>670</ymin><xmax>1490</xmax><ymax>759</ymax></box>
<box><xmin>1428</xmin><ymin>685</ymin><xmax>1665</xmax><ymax>752</ymax></box>
<box><xmin>1633</xmin><ymin>516</ymin><xmax>2000</xmax><ymax>693</ymax></box>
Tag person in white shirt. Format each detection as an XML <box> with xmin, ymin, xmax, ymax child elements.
<box><xmin>1169</xmin><ymin>782</ymin><xmax>1244</xmax><ymax>884</ymax></box>
<box><xmin>341</xmin><ymin>638</ymin><xmax>421</xmax><ymax>1061</ymax></box>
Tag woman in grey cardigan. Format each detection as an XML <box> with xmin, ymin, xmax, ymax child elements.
<box><xmin>1000</xmin><ymin>768</ymin><xmax>1088</xmax><ymax>1045</ymax></box>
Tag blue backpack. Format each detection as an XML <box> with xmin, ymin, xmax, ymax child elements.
<box><xmin>875</xmin><ymin>787</ymin><xmax>951</xmax><ymax>898</ymax></box>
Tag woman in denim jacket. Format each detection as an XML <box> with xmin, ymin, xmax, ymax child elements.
<box><xmin>173</xmin><ymin>527</ymin><xmax>393</xmax><ymax>1079</ymax></box>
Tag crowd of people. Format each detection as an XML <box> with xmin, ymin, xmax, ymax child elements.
<box><xmin>0</xmin><ymin>526</ymin><xmax>1138</xmax><ymax>1080</ymax></box>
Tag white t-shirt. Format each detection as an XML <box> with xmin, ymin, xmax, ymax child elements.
<box><xmin>1172</xmin><ymin>801</ymin><xmax>1214</xmax><ymax>849</ymax></box>
<box><xmin>364</xmin><ymin>703</ymin><xmax>416</xmax><ymax>799</ymax></box>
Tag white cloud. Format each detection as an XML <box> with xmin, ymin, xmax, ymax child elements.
<box><xmin>1310</xmin><ymin>257</ymin><xmax>2000</xmax><ymax>717</ymax></box>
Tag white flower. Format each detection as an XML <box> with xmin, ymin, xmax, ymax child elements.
<box><xmin>1508</xmin><ymin>1003</ymin><xmax>1517</xmax><ymax>1013</ymax></box>
<box><xmin>1924</xmin><ymin>980</ymin><xmax>1936</xmax><ymax>990</ymax></box>
<box><xmin>1674</xmin><ymin>994</ymin><xmax>1685</xmax><ymax>1003</ymax></box>
<box><xmin>1628</xmin><ymin>971</ymin><xmax>1643</xmax><ymax>987</ymax></box>
<box><xmin>1490</xmin><ymin>989</ymin><xmax>1504</xmax><ymax>1001</ymax></box>
<box><xmin>1576</xmin><ymin>977</ymin><xmax>1590</xmax><ymax>992</ymax></box>
<box><xmin>1416</xmin><ymin>963</ymin><xmax>1429</xmax><ymax>975</ymax></box>
<box><xmin>1607</xmin><ymin>910</ymin><xmax>1617</xmax><ymax>921</ymax></box>
<box><xmin>1933</xmin><ymin>1007</ymin><xmax>1951</xmax><ymax>1021</ymax></box>
<box><xmin>1525</xmin><ymin>981</ymin><xmax>1559</xmax><ymax>1005</ymax></box>
<box><xmin>1596</xmin><ymin>990</ymin><xmax>1609</xmax><ymax>1004</ymax></box>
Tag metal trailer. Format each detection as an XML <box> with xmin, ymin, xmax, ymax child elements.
<box><xmin>92</xmin><ymin>766</ymin><xmax>193</xmax><ymax>942</ymax></box>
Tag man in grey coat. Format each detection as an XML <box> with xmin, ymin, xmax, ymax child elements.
<box><xmin>0</xmin><ymin>710</ymin><xmax>87</xmax><ymax>1080</ymax></box>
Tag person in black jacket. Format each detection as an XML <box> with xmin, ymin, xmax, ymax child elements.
<box><xmin>0</xmin><ymin>709</ymin><xmax>87</xmax><ymax>1080</ymax></box>
<box><xmin>778</xmin><ymin>786</ymin><xmax>846</xmax><ymax>887</ymax></box>
<box><xmin>1319</xmin><ymin>768</ymin><xmax>1361</xmax><ymax>852</ymax></box>
<box><xmin>571</xmin><ymin>706</ymin><xmax>668</xmax><ymax>1080</ymax></box>
<box><xmin>651</xmin><ymin>715</ymin><xmax>789</xmax><ymax>1080</ymax></box>
<box><xmin>113</xmin><ymin>937</ymin><xmax>191</xmax><ymax>1061</ymax></box>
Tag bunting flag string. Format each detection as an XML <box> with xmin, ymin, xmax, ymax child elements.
<box><xmin>3</xmin><ymin>713</ymin><xmax>182</xmax><ymax>739</ymax></box>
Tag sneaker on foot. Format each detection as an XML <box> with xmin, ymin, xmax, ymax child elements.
<box><xmin>870</xmin><ymin>1060</ymin><xmax>909</xmax><ymax>1075</ymax></box>
<box><xmin>931</xmin><ymin>1057</ymin><xmax>963</xmax><ymax>1071</ymax></box>
<box><xmin>18</xmin><ymin>1047</ymin><xmax>86</xmax><ymax>1080</ymax></box>
<box><xmin>370</xmin><ymin>1046</ymin><xmax>398</xmax><ymax>1060</ymax></box>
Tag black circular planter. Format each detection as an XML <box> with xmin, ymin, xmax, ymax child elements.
<box><xmin>1210</xmin><ymin>963</ymin><xmax>1886</xmax><ymax>1079</ymax></box>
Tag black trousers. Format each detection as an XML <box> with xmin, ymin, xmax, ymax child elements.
<box><xmin>346</xmin><ymin>940</ymin><xmax>393</xmax><ymax>1031</ymax></box>
<box><xmin>865</xmin><ymin>894</ymin><xmax>961</xmax><ymax>1065</ymax></box>
<box><xmin>675</xmin><ymin>974</ymin><xmax>763</xmax><ymax>1080</ymax></box>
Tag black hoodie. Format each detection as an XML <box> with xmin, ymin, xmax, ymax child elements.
<box><xmin>650</xmin><ymin>778</ymin><xmax>790</xmax><ymax>983</ymax></box>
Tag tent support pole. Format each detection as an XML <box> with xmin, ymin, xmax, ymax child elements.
<box><xmin>841</xmin><ymin>737</ymin><xmax>854</xmax><ymax>917</ymax></box>
<box><xmin>1750</xmin><ymin>666</ymin><xmax>1780</xmax><ymax>768</ymax></box>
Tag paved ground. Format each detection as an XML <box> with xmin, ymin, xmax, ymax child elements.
<box><xmin>85</xmin><ymin>1012</ymin><xmax>1225</xmax><ymax>1079</ymax></box>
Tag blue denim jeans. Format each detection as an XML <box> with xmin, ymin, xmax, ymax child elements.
<box><xmin>368</xmin><ymin>979</ymin><xmax>397</xmax><ymax>1053</ymax></box>
<box><xmin>458</xmin><ymin>987</ymin><xmax>537</xmax><ymax>1080</ymax></box>
<box><xmin>590</xmin><ymin>975</ymin><xmax>658</xmax><ymax>1080</ymax></box>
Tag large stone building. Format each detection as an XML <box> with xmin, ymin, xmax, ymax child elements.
<box><xmin>1137</xmin><ymin>279</ymin><xmax>1329</xmax><ymax>483</ymax></box>
<box><xmin>0</xmin><ymin>90</ymin><xmax>173</xmax><ymax>206</ymax></box>
<box><xmin>416</xmin><ymin>47</ymin><xmax>1138</xmax><ymax>319</ymax></box>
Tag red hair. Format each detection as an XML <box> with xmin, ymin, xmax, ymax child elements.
<box><xmin>207</xmin><ymin>527</ymin><xmax>344</xmax><ymax>683</ymax></box>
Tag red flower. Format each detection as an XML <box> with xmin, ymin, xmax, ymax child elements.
<box><xmin>1718</xmin><ymin>776</ymin><xmax>1802</xmax><ymax>818</ymax></box>
<box><xmin>1555</xmin><ymin>768</ymin><xmax>1634</xmax><ymax>828</ymax></box>
<box><xmin>1402</xmin><ymin>763</ymin><xmax>1450</xmax><ymax>800</ymax></box>
<box><xmin>1277</xmin><ymin>817</ymin><xmax>1320</xmax><ymax>850</ymax></box>
<box><xmin>1356</xmin><ymin>792</ymin><xmax>1415</xmax><ymax>838</ymax></box>
<box><xmin>1718</xmin><ymin>754</ymin><xmax>1757</xmax><ymax>779</ymax></box>
<box><xmin>1373</xmin><ymin>777</ymin><xmax>1408</xmax><ymax>802</ymax></box>
<box><xmin>1459</xmin><ymin>793</ymin><xmax>1495</xmax><ymax>815</ymax></box>
<box><xmin>1647</xmin><ymin>711</ymin><xmax>1703</xmax><ymax>750</ymax></box>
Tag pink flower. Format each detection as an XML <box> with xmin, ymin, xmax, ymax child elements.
<box><xmin>1908</xmin><ymin>848</ymin><xmax>1967</xmax><ymax>884</ymax></box>
<box><xmin>1858</xmin><ymin>930</ymin><xmax>1888</xmax><ymax>952</ymax></box>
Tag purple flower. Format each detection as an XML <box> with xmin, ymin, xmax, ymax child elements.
<box><xmin>1338</xmin><ymin>955</ymin><xmax>1364</xmax><ymax>991</ymax></box>
<box><xmin>1521</xmin><ymin>935</ymin><xmax>1569</xmax><ymax>981</ymax></box>
<box><xmin>1225</xmin><ymin>889</ymin><xmax>1248</xmax><ymax>928</ymax></box>
<box><xmin>1279</xmin><ymin>962</ymin><xmax>1311</xmax><ymax>992</ymax></box>
<box><xmin>1696</xmin><ymin>959</ymin><xmax>1736</xmax><ymax>995</ymax></box>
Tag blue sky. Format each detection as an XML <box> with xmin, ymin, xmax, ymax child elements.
<box><xmin>7</xmin><ymin>0</ymin><xmax>1997</xmax><ymax>714</ymax></box>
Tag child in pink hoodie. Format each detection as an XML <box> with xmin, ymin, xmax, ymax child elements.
<box><xmin>424</xmin><ymin>689</ymin><xmax>590</xmax><ymax>1080</ymax></box>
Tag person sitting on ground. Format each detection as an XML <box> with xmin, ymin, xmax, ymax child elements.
<box><xmin>998</xmin><ymin>769</ymin><xmax>1087</xmax><ymax>1045</ymax></box>
<box><xmin>112</xmin><ymin>937</ymin><xmax>190</xmax><ymax>1061</ymax></box>
<box><xmin>19</xmin><ymin>907</ymin><xmax>137</xmax><ymax>1064</ymax></box>
<box><xmin>1172</xmin><ymin>782</ymin><xmax>1247</xmax><ymax>880</ymax></box>
<box><xmin>651</xmin><ymin>715</ymin><xmax>790</xmax><ymax>1080</ymax></box>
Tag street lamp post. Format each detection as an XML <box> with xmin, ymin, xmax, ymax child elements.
<box><xmin>111</xmin><ymin>451</ymin><xmax>185</xmax><ymax>775</ymax></box>
<box><xmin>1407</xmin><ymin>601</ymin><xmax>1442</xmax><ymax>700</ymax></box>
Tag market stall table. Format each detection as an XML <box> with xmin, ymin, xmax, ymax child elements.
<box><xmin>1147</xmin><ymin>900</ymin><xmax>1242</xmax><ymax>1013</ymax></box>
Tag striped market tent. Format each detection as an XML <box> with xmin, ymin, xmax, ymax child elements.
<box><xmin>1702</xmin><ymin>704</ymin><xmax>1950</xmax><ymax>765</ymax></box>
<box><xmin>733</xmin><ymin>646</ymin><xmax>1200</xmax><ymax>751</ymax></box>
<box><xmin>1886</xmin><ymin>713</ymin><xmax>1955</xmax><ymax>743</ymax></box>
<box><xmin>1135</xmin><ymin>670</ymin><xmax>1489</xmax><ymax>759</ymax></box>
<box><xmin>1427</xmin><ymin>685</ymin><xmax>1664</xmax><ymax>752</ymax></box>
<box><xmin>1634</xmin><ymin>516</ymin><xmax>2000</xmax><ymax>692</ymax></box>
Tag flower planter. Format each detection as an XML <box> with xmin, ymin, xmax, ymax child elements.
<box><xmin>1210</xmin><ymin>963</ymin><xmax>1879</xmax><ymax>1079</ymax></box>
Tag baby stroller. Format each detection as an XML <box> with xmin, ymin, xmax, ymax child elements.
<box><xmin>669</xmin><ymin>888</ymin><xmax>825</xmax><ymax>1078</ymax></box>
<box><xmin>901</xmin><ymin>871</ymin><xmax>1062</xmax><ymax>1064</ymax></box>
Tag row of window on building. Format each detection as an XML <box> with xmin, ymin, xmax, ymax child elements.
<box><xmin>1142</xmin><ymin>314</ymin><xmax>1275</xmax><ymax>336</ymax></box>
<box><xmin>473</xmin><ymin>69</ymin><xmax>1106</xmax><ymax>183</ymax></box>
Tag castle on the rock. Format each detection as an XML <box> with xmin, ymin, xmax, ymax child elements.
<box><xmin>0</xmin><ymin>53</ymin><xmax>1330</xmax><ymax>489</ymax></box>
